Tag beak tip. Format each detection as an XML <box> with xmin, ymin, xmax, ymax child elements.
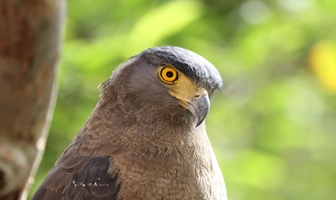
<box><xmin>195</xmin><ymin>119</ymin><xmax>204</xmax><ymax>127</ymax></box>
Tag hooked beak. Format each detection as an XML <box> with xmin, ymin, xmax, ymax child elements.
<box><xmin>187</xmin><ymin>88</ymin><xmax>210</xmax><ymax>127</ymax></box>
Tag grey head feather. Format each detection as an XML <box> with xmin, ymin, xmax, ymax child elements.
<box><xmin>138</xmin><ymin>46</ymin><xmax>223</xmax><ymax>90</ymax></box>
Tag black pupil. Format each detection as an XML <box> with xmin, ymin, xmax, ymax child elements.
<box><xmin>166</xmin><ymin>71</ymin><xmax>174</xmax><ymax>78</ymax></box>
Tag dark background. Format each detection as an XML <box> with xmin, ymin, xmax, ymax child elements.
<box><xmin>30</xmin><ymin>0</ymin><xmax>336</xmax><ymax>199</ymax></box>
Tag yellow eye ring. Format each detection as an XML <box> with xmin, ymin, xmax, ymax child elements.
<box><xmin>159</xmin><ymin>66</ymin><xmax>178</xmax><ymax>83</ymax></box>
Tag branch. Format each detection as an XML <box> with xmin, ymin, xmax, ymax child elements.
<box><xmin>0</xmin><ymin>0</ymin><xmax>66</xmax><ymax>199</ymax></box>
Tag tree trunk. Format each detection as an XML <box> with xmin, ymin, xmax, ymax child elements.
<box><xmin>0</xmin><ymin>0</ymin><xmax>66</xmax><ymax>199</ymax></box>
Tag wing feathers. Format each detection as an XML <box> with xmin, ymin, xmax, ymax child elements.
<box><xmin>32</xmin><ymin>156</ymin><xmax>119</xmax><ymax>200</ymax></box>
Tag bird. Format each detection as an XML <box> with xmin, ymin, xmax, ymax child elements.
<box><xmin>32</xmin><ymin>46</ymin><xmax>227</xmax><ymax>200</ymax></box>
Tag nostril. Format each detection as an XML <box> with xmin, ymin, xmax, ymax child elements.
<box><xmin>194</xmin><ymin>88</ymin><xmax>208</xmax><ymax>98</ymax></box>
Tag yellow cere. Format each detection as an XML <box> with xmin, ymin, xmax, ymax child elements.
<box><xmin>158</xmin><ymin>65</ymin><xmax>198</xmax><ymax>107</ymax></box>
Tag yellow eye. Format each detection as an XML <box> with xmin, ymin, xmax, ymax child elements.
<box><xmin>159</xmin><ymin>66</ymin><xmax>178</xmax><ymax>83</ymax></box>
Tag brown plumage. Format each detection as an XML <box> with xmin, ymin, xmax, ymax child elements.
<box><xmin>32</xmin><ymin>46</ymin><xmax>227</xmax><ymax>199</ymax></box>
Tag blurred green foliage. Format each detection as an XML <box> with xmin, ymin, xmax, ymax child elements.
<box><xmin>30</xmin><ymin>0</ymin><xmax>336</xmax><ymax>199</ymax></box>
